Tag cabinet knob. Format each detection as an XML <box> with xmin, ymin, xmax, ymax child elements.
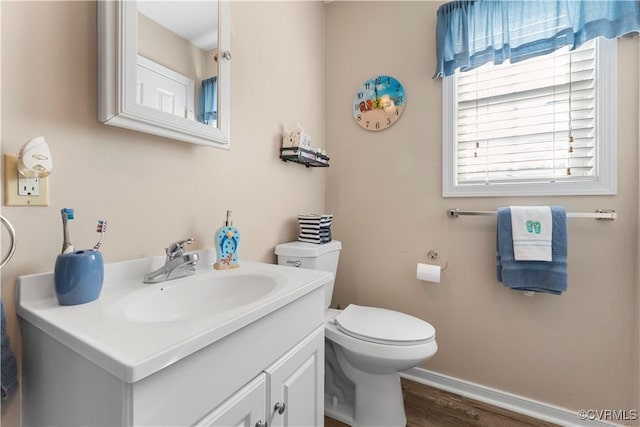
<box><xmin>255</xmin><ymin>420</ymin><xmax>266</xmax><ymax>427</ymax></box>
<box><xmin>274</xmin><ymin>402</ymin><xmax>286</xmax><ymax>415</ymax></box>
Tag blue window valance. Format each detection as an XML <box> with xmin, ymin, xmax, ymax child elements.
<box><xmin>434</xmin><ymin>0</ymin><xmax>640</xmax><ymax>78</ymax></box>
<box><xmin>199</xmin><ymin>76</ymin><xmax>217</xmax><ymax>125</ymax></box>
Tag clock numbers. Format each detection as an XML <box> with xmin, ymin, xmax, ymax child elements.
<box><xmin>352</xmin><ymin>75</ymin><xmax>405</xmax><ymax>132</ymax></box>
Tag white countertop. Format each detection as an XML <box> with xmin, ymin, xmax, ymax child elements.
<box><xmin>16</xmin><ymin>249</ymin><xmax>331</xmax><ymax>383</ymax></box>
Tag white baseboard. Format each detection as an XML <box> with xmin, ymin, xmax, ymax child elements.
<box><xmin>400</xmin><ymin>368</ymin><xmax>620</xmax><ymax>427</ymax></box>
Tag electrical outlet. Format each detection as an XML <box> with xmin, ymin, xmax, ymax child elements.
<box><xmin>18</xmin><ymin>177</ymin><xmax>40</xmax><ymax>196</ymax></box>
<box><xmin>4</xmin><ymin>155</ymin><xmax>49</xmax><ymax>206</ymax></box>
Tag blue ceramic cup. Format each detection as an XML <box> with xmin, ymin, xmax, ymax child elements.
<box><xmin>54</xmin><ymin>250</ymin><xmax>104</xmax><ymax>305</ymax></box>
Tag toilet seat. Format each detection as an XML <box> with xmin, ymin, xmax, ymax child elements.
<box><xmin>334</xmin><ymin>304</ymin><xmax>435</xmax><ymax>346</ymax></box>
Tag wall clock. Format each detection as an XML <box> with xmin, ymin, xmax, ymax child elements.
<box><xmin>353</xmin><ymin>75</ymin><xmax>406</xmax><ymax>131</ymax></box>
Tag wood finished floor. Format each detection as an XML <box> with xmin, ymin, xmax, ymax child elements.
<box><xmin>324</xmin><ymin>378</ymin><xmax>560</xmax><ymax>427</ymax></box>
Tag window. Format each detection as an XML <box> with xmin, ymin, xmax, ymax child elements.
<box><xmin>442</xmin><ymin>38</ymin><xmax>617</xmax><ymax>197</ymax></box>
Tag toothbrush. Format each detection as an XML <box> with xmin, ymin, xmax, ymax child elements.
<box><xmin>61</xmin><ymin>208</ymin><xmax>75</xmax><ymax>255</ymax></box>
<box><xmin>93</xmin><ymin>220</ymin><xmax>107</xmax><ymax>251</ymax></box>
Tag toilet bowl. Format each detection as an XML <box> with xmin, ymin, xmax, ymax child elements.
<box><xmin>324</xmin><ymin>307</ymin><xmax>437</xmax><ymax>427</ymax></box>
<box><xmin>326</xmin><ymin>307</ymin><xmax>437</xmax><ymax>374</ymax></box>
<box><xmin>275</xmin><ymin>240</ymin><xmax>438</xmax><ymax>427</ymax></box>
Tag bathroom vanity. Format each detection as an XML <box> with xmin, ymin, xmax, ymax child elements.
<box><xmin>16</xmin><ymin>250</ymin><xmax>329</xmax><ymax>426</ymax></box>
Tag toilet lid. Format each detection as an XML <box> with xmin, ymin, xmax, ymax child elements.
<box><xmin>334</xmin><ymin>304</ymin><xmax>435</xmax><ymax>346</ymax></box>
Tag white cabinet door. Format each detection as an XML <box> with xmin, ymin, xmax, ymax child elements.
<box><xmin>266</xmin><ymin>327</ymin><xmax>324</xmax><ymax>427</ymax></box>
<box><xmin>194</xmin><ymin>373</ymin><xmax>267</xmax><ymax>427</ymax></box>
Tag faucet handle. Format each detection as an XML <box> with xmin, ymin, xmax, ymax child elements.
<box><xmin>166</xmin><ymin>238</ymin><xmax>195</xmax><ymax>259</ymax></box>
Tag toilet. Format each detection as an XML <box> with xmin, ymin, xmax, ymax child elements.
<box><xmin>275</xmin><ymin>240</ymin><xmax>437</xmax><ymax>427</ymax></box>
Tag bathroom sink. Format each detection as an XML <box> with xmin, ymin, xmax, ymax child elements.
<box><xmin>15</xmin><ymin>250</ymin><xmax>332</xmax><ymax>382</ymax></box>
<box><xmin>112</xmin><ymin>274</ymin><xmax>277</xmax><ymax>323</ymax></box>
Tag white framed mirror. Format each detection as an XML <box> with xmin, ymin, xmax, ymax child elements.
<box><xmin>98</xmin><ymin>0</ymin><xmax>230</xmax><ymax>148</ymax></box>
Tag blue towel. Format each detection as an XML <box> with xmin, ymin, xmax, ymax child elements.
<box><xmin>497</xmin><ymin>207</ymin><xmax>568</xmax><ymax>295</ymax></box>
<box><xmin>1</xmin><ymin>300</ymin><xmax>18</xmax><ymax>400</ymax></box>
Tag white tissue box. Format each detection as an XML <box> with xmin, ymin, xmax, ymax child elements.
<box><xmin>282</xmin><ymin>131</ymin><xmax>311</xmax><ymax>149</ymax></box>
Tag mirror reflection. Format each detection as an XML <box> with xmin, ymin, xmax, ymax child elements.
<box><xmin>137</xmin><ymin>1</ymin><xmax>219</xmax><ymax>127</ymax></box>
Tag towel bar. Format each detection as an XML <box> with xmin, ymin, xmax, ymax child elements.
<box><xmin>448</xmin><ymin>208</ymin><xmax>616</xmax><ymax>221</ymax></box>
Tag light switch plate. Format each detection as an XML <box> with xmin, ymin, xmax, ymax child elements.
<box><xmin>4</xmin><ymin>154</ymin><xmax>49</xmax><ymax>206</ymax></box>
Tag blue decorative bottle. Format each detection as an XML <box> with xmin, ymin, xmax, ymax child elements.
<box><xmin>214</xmin><ymin>210</ymin><xmax>240</xmax><ymax>270</ymax></box>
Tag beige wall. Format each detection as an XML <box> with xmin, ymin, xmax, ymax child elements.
<box><xmin>0</xmin><ymin>1</ymin><xmax>326</xmax><ymax>425</ymax></box>
<box><xmin>326</xmin><ymin>0</ymin><xmax>639</xmax><ymax>414</ymax></box>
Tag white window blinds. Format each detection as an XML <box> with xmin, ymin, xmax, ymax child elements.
<box><xmin>455</xmin><ymin>39</ymin><xmax>596</xmax><ymax>185</ymax></box>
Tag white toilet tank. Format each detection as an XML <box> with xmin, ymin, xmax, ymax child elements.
<box><xmin>275</xmin><ymin>240</ymin><xmax>342</xmax><ymax>308</ymax></box>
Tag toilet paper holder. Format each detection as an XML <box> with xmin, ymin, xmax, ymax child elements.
<box><xmin>427</xmin><ymin>250</ymin><xmax>448</xmax><ymax>271</ymax></box>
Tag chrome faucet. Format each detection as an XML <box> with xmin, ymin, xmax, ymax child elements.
<box><xmin>143</xmin><ymin>238</ymin><xmax>200</xmax><ymax>284</ymax></box>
